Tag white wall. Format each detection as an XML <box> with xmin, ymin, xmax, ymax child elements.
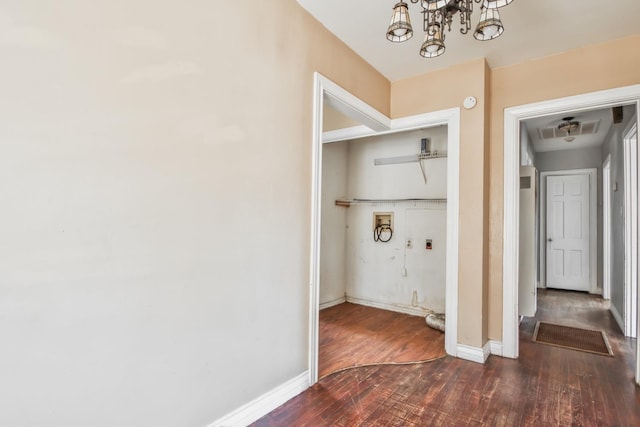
<box><xmin>535</xmin><ymin>147</ymin><xmax>603</xmax><ymax>291</ymax></box>
<box><xmin>345</xmin><ymin>127</ymin><xmax>448</xmax><ymax>314</ymax></box>
<box><xmin>320</xmin><ymin>141</ymin><xmax>348</xmax><ymax>306</ymax></box>
<box><xmin>0</xmin><ymin>1</ymin><xmax>391</xmax><ymax>425</ymax></box>
<box><xmin>520</xmin><ymin>122</ymin><xmax>536</xmax><ymax>166</ymax></box>
<box><xmin>602</xmin><ymin>105</ymin><xmax>637</xmax><ymax>322</ymax></box>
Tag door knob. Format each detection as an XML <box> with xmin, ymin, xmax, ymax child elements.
<box><xmin>547</xmin><ymin>238</ymin><xmax>553</xmax><ymax>242</ymax></box>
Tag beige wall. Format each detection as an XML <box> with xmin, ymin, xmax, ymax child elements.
<box><xmin>0</xmin><ymin>1</ymin><xmax>389</xmax><ymax>425</ymax></box>
<box><xmin>323</xmin><ymin>105</ymin><xmax>361</xmax><ymax>131</ymax></box>
<box><xmin>391</xmin><ymin>34</ymin><xmax>640</xmax><ymax>347</ymax></box>
<box><xmin>488</xmin><ymin>34</ymin><xmax>640</xmax><ymax>340</ymax></box>
<box><xmin>392</xmin><ymin>58</ymin><xmax>491</xmax><ymax>347</ymax></box>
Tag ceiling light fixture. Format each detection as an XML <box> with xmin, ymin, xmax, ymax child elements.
<box><xmin>386</xmin><ymin>0</ymin><xmax>513</xmax><ymax>58</ymax></box>
<box><xmin>558</xmin><ymin>116</ymin><xmax>579</xmax><ymax>142</ymax></box>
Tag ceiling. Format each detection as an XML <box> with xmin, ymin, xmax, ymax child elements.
<box><xmin>296</xmin><ymin>0</ymin><xmax>640</xmax><ymax>82</ymax></box>
<box><xmin>523</xmin><ymin>108</ymin><xmax>614</xmax><ymax>153</ymax></box>
<box><xmin>525</xmin><ymin>104</ymin><xmax>639</xmax><ymax>153</ymax></box>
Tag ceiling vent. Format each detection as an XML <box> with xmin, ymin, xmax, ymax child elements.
<box><xmin>537</xmin><ymin>120</ymin><xmax>600</xmax><ymax>140</ymax></box>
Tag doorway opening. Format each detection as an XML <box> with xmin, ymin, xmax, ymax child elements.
<box><xmin>308</xmin><ymin>73</ymin><xmax>461</xmax><ymax>385</ymax></box>
<box><xmin>539</xmin><ymin>168</ymin><xmax>597</xmax><ymax>294</ymax></box>
<box><xmin>502</xmin><ymin>84</ymin><xmax>640</xmax><ymax>384</ymax></box>
<box><xmin>318</xmin><ymin>126</ymin><xmax>448</xmax><ymax>378</ymax></box>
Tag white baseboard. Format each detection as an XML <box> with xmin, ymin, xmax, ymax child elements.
<box><xmin>456</xmin><ymin>343</ymin><xmax>490</xmax><ymax>364</ymax></box>
<box><xmin>208</xmin><ymin>371</ymin><xmax>309</xmax><ymax>427</ymax></box>
<box><xmin>489</xmin><ymin>340</ymin><xmax>503</xmax><ymax>357</ymax></box>
<box><xmin>319</xmin><ymin>297</ymin><xmax>346</xmax><ymax>310</ymax></box>
<box><xmin>346</xmin><ymin>296</ymin><xmax>429</xmax><ymax>317</ymax></box>
<box><xmin>610</xmin><ymin>303</ymin><xmax>624</xmax><ymax>334</ymax></box>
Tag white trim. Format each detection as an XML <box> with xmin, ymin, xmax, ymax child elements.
<box><xmin>323</xmin><ymin>108</ymin><xmax>462</xmax><ymax>144</ymax></box>
<box><xmin>441</xmin><ymin>108</ymin><xmax>460</xmax><ymax>359</ymax></box>
<box><xmin>208</xmin><ymin>371</ymin><xmax>309</xmax><ymax>427</ymax></box>
<box><xmin>636</xmin><ymin>122</ymin><xmax>640</xmax><ymax>386</ymax></box>
<box><xmin>483</xmin><ymin>341</ymin><xmax>491</xmax><ymax>361</ymax></box>
<box><xmin>308</xmin><ymin>73</ymin><xmax>323</xmax><ymax>386</ymax></box>
<box><xmin>603</xmin><ymin>155</ymin><xmax>612</xmax><ymax>300</ymax></box>
<box><xmin>502</xmin><ymin>84</ymin><xmax>640</xmax><ymax>361</ymax></box>
<box><xmin>310</xmin><ymin>73</ymin><xmax>460</xmax><ymax>386</ymax></box>
<box><xmin>539</xmin><ymin>169</ymin><xmax>598</xmax><ymax>294</ymax></box>
<box><xmin>489</xmin><ymin>340</ymin><xmax>503</xmax><ymax>356</ymax></box>
<box><xmin>323</xmin><ymin>125</ymin><xmax>375</xmax><ymax>143</ymax></box>
<box><xmin>610</xmin><ymin>303</ymin><xmax>625</xmax><ymax>334</ymax></box>
<box><xmin>346</xmin><ymin>296</ymin><xmax>431</xmax><ymax>318</ymax></box>
<box><xmin>456</xmin><ymin>343</ymin><xmax>490</xmax><ymax>364</ymax></box>
<box><xmin>319</xmin><ymin>297</ymin><xmax>347</xmax><ymax>310</ymax></box>
<box><xmin>623</xmin><ymin>121</ymin><xmax>638</xmax><ymax>338</ymax></box>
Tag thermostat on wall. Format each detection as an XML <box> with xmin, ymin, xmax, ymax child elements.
<box><xmin>463</xmin><ymin>96</ymin><xmax>477</xmax><ymax>109</ymax></box>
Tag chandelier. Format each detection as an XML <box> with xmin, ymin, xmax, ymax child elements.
<box><xmin>386</xmin><ymin>0</ymin><xmax>513</xmax><ymax>58</ymax></box>
<box><xmin>558</xmin><ymin>117</ymin><xmax>580</xmax><ymax>142</ymax></box>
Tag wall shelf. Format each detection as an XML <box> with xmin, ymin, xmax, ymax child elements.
<box><xmin>373</xmin><ymin>151</ymin><xmax>448</xmax><ymax>166</ymax></box>
<box><xmin>373</xmin><ymin>151</ymin><xmax>448</xmax><ymax>184</ymax></box>
<box><xmin>335</xmin><ymin>198</ymin><xmax>447</xmax><ymax>208</ymax></box>
<box><xmin>419</xmin><ymin>151</ymin><xmax>447</xmax><ymax>160</ymax></box>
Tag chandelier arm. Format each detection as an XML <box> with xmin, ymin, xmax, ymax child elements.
<box><xmin>423</xmin><ymin>9</ymin><xmax>429</xmax><ymax>33</ymax></box>
<box><xmin>459</xmin><ymin>0</ymin><xmax>472</xmax><ymax>35</ymax></box>
<box><xmin>437</xmin><ymin>10</ymin><xmax>447</xmax><ymax>41</ymax></box>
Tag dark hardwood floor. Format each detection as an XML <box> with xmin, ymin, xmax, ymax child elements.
<box><xmin>253</xmin><ymin>290</ymin><xmax>640</xmax><ymax>426</ymax></box>
<box><xmin>319</xmin><ymin>303</ymin><xmax>445</xmax><ymax>378</ymax></box>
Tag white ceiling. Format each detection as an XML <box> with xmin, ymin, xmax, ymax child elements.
<box><xmin>523</xmin><ymin>108</ymin><xmax>614</xmax><ymax>153</ymax></box>
<box><xmin>296</xmin><ymin>0</ymin><xmax>640</xmax><ymax>82</ymax></box>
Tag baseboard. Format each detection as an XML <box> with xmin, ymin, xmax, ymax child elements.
<box><xmin>208</xmin><ymin>371</ymin><xmax>309</xmax><ymax>427</ymax></box>
<box><xmin>456</xmin><ymin>343</ymin><xmax>490</xmax><ymax>364</ymax></box>
<box><xmin>610</xmin><ymin>303</ymin><xmax>624</xmax><ymax>334</ymax></box>
<box><xmin>489</xmin><ymin>340</ymin><xmax>503</xmax><ymax>357</ymax></box>
<box><xmin>346</xmin><ymin>296</ymin><xmax>429</xmax><ymax>317</ymax></box>
<box><xmin>319</xmin><ymin>297</ymin><xmax>346</xmax><ymax>310</ymax></box>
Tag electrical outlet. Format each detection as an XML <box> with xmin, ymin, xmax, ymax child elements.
<box><xmin>406</xmin><ymin>239</ymin><xmax>413</xmax><ymax>249</ymax></box>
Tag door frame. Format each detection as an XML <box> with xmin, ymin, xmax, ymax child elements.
<box><xmin>539</xmin><ymin>169</ymin><xmax>597</xmax><ymax>293</ymax></box>
<box><xmin>602</xmin><ymin>155</ymin><xmax>612</xmax><ymax>300</ymax></box>
<box><xmin>502</xmin><ymin>84</ymin><xmax>640</xmax><ymax>373</ymax></box>
<box><xmin>309</xmin><ymin>73</ymin><xmax>461</xmax><ymax>385</ymax></box>
<box><xmin>623</xmin><ymin>121</ymin><xmax>638</xmax><ymax>338</ymax></box>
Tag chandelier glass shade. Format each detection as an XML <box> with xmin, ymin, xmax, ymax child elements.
<box><xmin>484</xmin><ymin>0</ymin><xmax>513</xmax><ymax>9</ymax></box>
<box><xmin>386</xmin><ymin>0</ymin><xmax>512</xmax><ymax>58</ymax></box>
<box><xmin>386</xmin><ymin>2</ymin><xmax>413</xmax><ymax>42</ymax></box>
<box><xmin>558</xmin><ymin>117</ymin><xmax>579</xmax><ymax>142</ymax></box>
<box><xmin>420</xmin><ymin>23</ymin><xmax>445</xmax><ymax>58</ymax></box>
<box><xmin>473</xmin><ymin>6</ymin><xmax>504</xmax><ymax>41</ymax></box>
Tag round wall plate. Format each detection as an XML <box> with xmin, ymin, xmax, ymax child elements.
<box><xmin>463</xmin><ymin>96</ymin><xmax>477</xmax><ymax>109</ymax></box>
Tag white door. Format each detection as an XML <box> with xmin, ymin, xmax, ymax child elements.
<box><xmin>546</xmin><ymin>174</ymin><xmax>590</xmax><ymax>291</ymax></box>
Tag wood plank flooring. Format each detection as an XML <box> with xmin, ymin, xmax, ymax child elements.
<box><xmin>252</xmin><ymin>290</ymin><xmax>640</xmax><ymax>426</ymax></box>
<box><xmin>319</xmin><ymin>303</ymin><xmax>445</xmax><ymax>378</ymax></box>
